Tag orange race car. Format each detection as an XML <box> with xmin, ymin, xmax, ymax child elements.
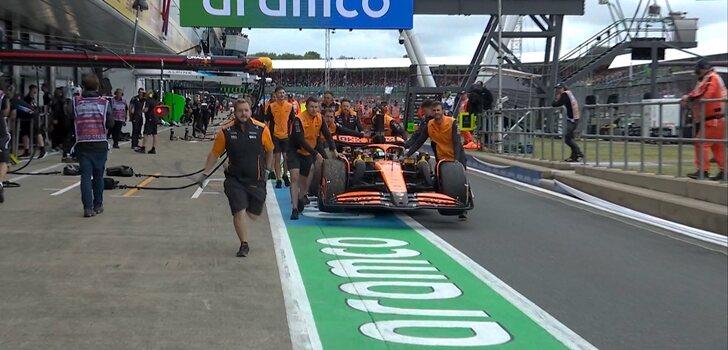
<box><xmin>316</xmin><ymin>134</ymin><xmax>474</xmax><ymax>215</ymax></box>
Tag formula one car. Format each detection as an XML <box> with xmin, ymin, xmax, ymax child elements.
<box><xmin>317</xmin><ymin>134</ymin><xmax>474</xmax><ymax>215</ymax></box>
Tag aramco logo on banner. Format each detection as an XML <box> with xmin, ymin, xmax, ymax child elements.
<box><xmin>180</xmin><ymin>0</ymin><xmax>414</xmax><ymax>29</ymax></box>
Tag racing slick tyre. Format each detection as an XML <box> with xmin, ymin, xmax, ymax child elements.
<box><xmin>417</xmin><ymin>160</ymin><xmax>436</xmax><ymax>188</ymax></box>
<box><xmin>308</xmin><ymin>162</ymin><xmax>322</xmax><ymax>197</ymax></box>
<box><xmin>350</xmin><ymin>159</ymin><xmax>366</xmax><ymax>185</ymax></box>
<box><xmin>318</xmin><ymin>158</ymin><xmax>348</xmax><ymax>213</ymax></box>
<box><xmin>436</xmin><ymin>161</ymin><xmax>470</xmax><ymax>216</ymax></box>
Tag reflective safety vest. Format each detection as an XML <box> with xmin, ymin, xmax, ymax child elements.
<box><xmin>110</xmin><ymin>98</ymin><xmax>128</xmax><ymax>122</ymax></box>
<box><xmin>73</xmin><ymin>96</ymin><xmax>108</xmax><ymax>144</ymax></box>
<box><xmin>564</xmin><ymin>90</ymin><xmax>581</xmax><ymax>121</ymax></box>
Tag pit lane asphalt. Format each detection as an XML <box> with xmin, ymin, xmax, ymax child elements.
<box><xmin>408</xmin><ymin>169</ymin><xmax>728</xmax><ymax>350</ymax></box>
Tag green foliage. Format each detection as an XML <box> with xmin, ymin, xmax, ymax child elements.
<box><xmin>252</xmin><ymin>51</ymin><xmax>322</xmax><ymax>60</ymax></box>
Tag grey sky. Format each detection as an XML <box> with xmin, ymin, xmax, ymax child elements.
<box><xmin>244</xmin><ymin>0</ymin><xmax>727</xmax><ymax>59</ymax></box>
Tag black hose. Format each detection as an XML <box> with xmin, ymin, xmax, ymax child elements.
<box><xmin>134</xmin><ymin>151</ymin><xmax>227</xmax><ymax>178</ymax></box>
<box><xmin>135</xmin><ymin>168</ymin><xmax>205</xmax><ymax>178</ymax></box>
<box><xmin>118</xmin><ymin>155</ymin><xmax>228</xmax><ymax>191</ymax></box>
<box><xmin>8</xmin><ymin>148</ymin><xmax>37</xmax><ymax>174</ymax></box>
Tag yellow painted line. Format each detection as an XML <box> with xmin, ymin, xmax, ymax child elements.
<box><xmin>122</xmin><ymin>173</ymin><xmax>160</xmax><ymax>197</ymax></box>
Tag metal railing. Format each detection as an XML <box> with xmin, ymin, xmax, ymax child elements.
<box><xmin>478</xmin><ymin>98</ymin><xmax>728</xmax><ymax>182</ymax></box>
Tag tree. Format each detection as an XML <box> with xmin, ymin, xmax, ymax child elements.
<box><xmin>303</xmin><ymin>51</ymin><xmax>322</xmax><ymax>59</ymax></box>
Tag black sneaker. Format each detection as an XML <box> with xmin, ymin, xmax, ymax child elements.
<box><xmin>38</xmin><ymin>149</ymin><xmax>47</xmax><ymax>159</ymax></box>
<box><xmin>113</xmin><ymin>144</ymin><xmax>120</xmax><ymax>149</ymax></box>
<box><xmin>687</xmin><ymin>171</ymin><xmax>710</xmax><ymax>180</ymax></box>
<box><xmin>134</xmin><ymin>147</ymin><xmax>146</xmax><ymax>153</ymax></box>
<box><xmin>268</xmin><ymin>171</ymin><xmax>276</xmax><ymax>180</ymax></box>
<box><xmin>0</xmin><ymin>185</ymin><xmax>4</xmax><ymax>203</ymax></box>
<box><xmin>18</xmin><ymin>151</ymin><xmax>31</xmax><ymax>159</ymax></box>
<box><xmin>275</xmin><ymin>180</ymin><xmax>282</xmax><ymax>189</ymax></box>
<box><xmin>236</xmin><ymin>242</ymin><xmax>250</xmax><ymax>257</ymax></box>
<box><xmin>710</xmin><ymin>171</ymin><xmax>725</xmax><ymax>181</ymax></box>
<box><xmin>290</xmin><ymin>209</ymin><xmax>299</xmax><ymax>220</ymax></box>
<box><xmin>93</xmin><ymin>206</ymin><xmax>104</xmax><ymax>215</ymax></box>
<box><xmin>298</xmin><ymin>198</ymin><xmax>306</xmax><ymax>212</ymax></box>
<box><xmin>83</xmin><ymin>209</ymin><xmax>96</xmax><ymax>218</ymax></box>
<box><xmin>283</xmin><ymin>173</ymin><xmax>291</xmax><ymax>187</ymax></box>
<box><xmin>458</xmin><ymin>211</ymin><xmax>468</xmax><ymax>221</ymax></box>
<box><xmin>147</xmin><ymin>148</ymin><xmax>156</xmax><ymax>154</ymax></box>
<box><xmin>303</xmin><ymin>196</ymin><xmax>310</xmax><ymax>206</ymax></box>
<box><xmin>564</xmin><ymin>157</ymin><xmax>578</xmax><ymax>163</ymax></box>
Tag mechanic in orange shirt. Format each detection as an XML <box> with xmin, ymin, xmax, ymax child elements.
<box><xmin>288</xmin><ymin>97</ymin><xmax>338</xmax><ymax>220</ymax></box>
<box><xmin>683</xmin><ymin>60</ymin><xmax>726</xmax><ymax>181</ymax></box>
<box><xmin>199</xmin><ymin>99</ymin><xmax>273</xmax><ymax>257</ymax></box>
<box><xmin>405</xmin><ymin>101</ymin><xmax>465</xmax><ymax>167</ymax></box>
<box><xmin>265</xmin><ymin>86</ymin><xmax>295</xmax><ymax>188</ymax></box>
<box><xmin>370</xmin><ymin>106</ymin><xmax>405</xmax><ymax>143</ymax></box>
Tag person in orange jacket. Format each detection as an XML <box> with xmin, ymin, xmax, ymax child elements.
<box><xmin>683</xmin><ymin>60</ymin><xmax>726</xmax><ymax>181</ymax></box>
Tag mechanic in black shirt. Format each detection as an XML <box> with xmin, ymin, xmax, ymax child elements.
<box><xmin>335</xmin><ymin>99</ymin><xmax>364</xmax><ymax>134</ymax></box>
<box><xmin>128</xmin><ymin>88</ymin><xmax>147</xmax><ymax>150</ymax></box>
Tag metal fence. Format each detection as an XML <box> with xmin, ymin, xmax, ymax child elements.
<box><xmin>479</xmin><ymin>98</ymin><xmax>728</xmax><ymax>181</ymax></box>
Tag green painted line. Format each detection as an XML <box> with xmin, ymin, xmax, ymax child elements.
<box><xmin>270</xmin><ymin>186</ymin><xmax>593</xmax><ymax>349</ymax></box>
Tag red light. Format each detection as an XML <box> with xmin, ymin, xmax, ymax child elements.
<box><xmin>153</xmin><ymin>105</ymin><xmax>170</xmax><ymax>118</ymax></box>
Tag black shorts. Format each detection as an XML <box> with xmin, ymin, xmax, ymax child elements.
<box><xmin>19</xmin><ymin>119</ymin><xmax>39</xmax><ymax>137</ymax></box>
<box><xmin>287</xmin><ymin>151</ymin><xmax>315</xmax><ymax>177</ymax></box>
<box><xmin>223</xmin><ymin>175</ymin><xmax>266</xmax><ymax>216</ymax></box>
<box><xmin>0</xmin><ymin>133</ymin><xmax>10</xmax><ymax>163</ymax></box>
<box><xmin>143</xmin><ymin>118</ymin><xmax>158</xmax><ymax>135</ymax></box>
<box><xmin>273</xmin><ymin>137</ymin><xmax>289</xmax><ymax>153</ymax></box>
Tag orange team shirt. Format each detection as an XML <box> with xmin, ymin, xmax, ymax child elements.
<box><xmin>427</xmin><ymin>116</ymin><xmax>457</xmax><ymax>161</ymax></box>
<box><xmin>210</xmin><ymin>119</ymin><xmax>274</xmax><ymax>157</ymax></box>
<box><xmin>268</xmin><ymin>100</ymin><xmax>294</xmax><ymax>139</ymax></box>
<box><xmin>372</xmin><ymin>114</ymin><xmax>395</xmax><ymax>136</ymax></box>
<box><xmin>296</xmin><ymin>111</ymin><xmax>323</xmax><ymax>156</ymax></box>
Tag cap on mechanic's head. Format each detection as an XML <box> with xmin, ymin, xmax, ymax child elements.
<box><xmin>554</xmin><ymin>82</ymin><xmax>567</xmax><ymax>89</ymax></box>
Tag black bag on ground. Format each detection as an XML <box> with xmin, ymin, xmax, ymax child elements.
<box><xmin>106</xmin><ymin>165</ymin><xmax>135</xmax><ymax>177</ymax></box>
<box><xmin>63</xmin><ymin>164</ymin><xmax>80</xmax><ymax>176</ymax></box>
<box><xmin>104</xmin><ymin>178</ymin><xmax>119</xmax><ymax>190</ymax></box>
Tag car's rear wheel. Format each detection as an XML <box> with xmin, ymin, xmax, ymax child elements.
<box><xmin>319</xmin><ymin>158</ymin><xmax>348</xmax><ymax>212</ymax></box>
<box><xmin>437</xmin><ymin>161</ymin><xmax>470</xmax><ymax>216</ymax></box>
<box><xmin>308</xmin><ymin>162</ymin><xmax>321</xmax><ymax>197</ymax></box>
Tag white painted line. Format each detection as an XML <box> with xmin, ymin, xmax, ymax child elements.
<box><xmin>467</xmin><ymin>159</ymin><xmax>727</xmax><ymax>248</ymax></box>
<box><xmin>201</xmin><ymin>192</ymin><xmax>220</xmax><ymax>195</ymax></box>
<box><xmin>50</xmin><ymin>181</ymin><xmax>80</xmax><ymax>196</ymax></box>
<box><xmin>397</xmin><ymin>213</ymin><xmax>598</xmax><ymax>350</ymax></box>
<box><xmin>191</xmin><ymin>181</ymin><xmax>208</xmax><ymax>199</ymax></box>
<box><xmin>7</xmin><ymin>164</ymin><xmax>64</xmax><ymax>182</ymax></box>
<box><xmin>42</xmin><ymin>188</ymin><xmax>63</xmax><ymax>191</ymax></box>
<box><xmin>265</xmin><ymin>183</ymin><xmax>323</xmax><ymax>350</ymax></box>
